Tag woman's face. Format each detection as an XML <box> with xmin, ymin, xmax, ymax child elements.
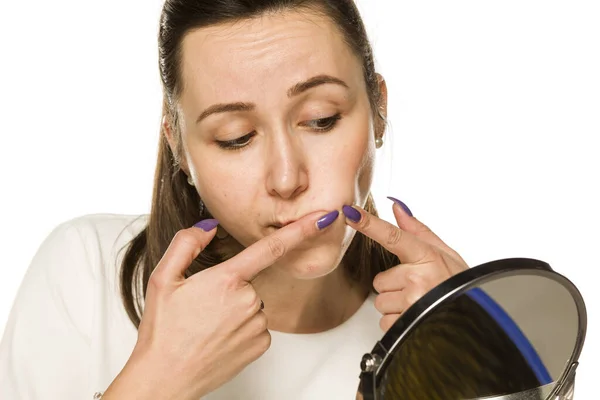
<box><xmin>171</xmin><ymin>10</ymin><xmax>384</xmax><ymax>279</ymax></box>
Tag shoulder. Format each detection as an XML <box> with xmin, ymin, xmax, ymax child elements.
<box><xmin>0</xmin><ymin>214</ymin><xmax>148</xmax><ymax>397</ymax></box>
<box><xmin>33</xmin><ymin>213</ymin><xmax>148</xmax><ymax>282</ymax></box>
<box><xmin>15</xmin><ymin>213</ymin><xmax>149</xmax><ymax>333</ymax></box>
<box><xmin>49</xmin><ymin>213</ymin><xmax>148</xmax><ymax>254</ymax></box>
<box><xmin>54</xmin><ymin>213</ymin><xmax>148</xmax><ymax>246</ymax></box>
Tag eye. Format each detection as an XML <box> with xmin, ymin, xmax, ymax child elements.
<box><xmin>303</xmin><ymin>113</ymin><xmax>342</xmax><ymax>132</ymax></box>
<box><xmin>216</xmin><ymin>131</ymin><xmax>256</xmax><ymax>150</ymax></box>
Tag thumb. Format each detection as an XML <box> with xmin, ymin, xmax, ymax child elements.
<box><xmin>151</xmin><ymin>219</ymin><xmax>219</xmax><ymax>285</ymax></box>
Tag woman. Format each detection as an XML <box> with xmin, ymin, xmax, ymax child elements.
<box><xmin>0</xmin><ymin>0</ymin><xmax>468</xmax><ymax>398</ymax></box>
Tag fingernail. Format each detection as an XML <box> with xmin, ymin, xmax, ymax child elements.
<box><xmin>342</xmin><ymin>205</ymin><xmax>361</xmax><ymax>223</ymax></box>
<box><xmin>193</xmin><ymin>219</ymin><xmax>219</xmax><ymax>231</ymax></box>
<box><xmin>316</xmin><ymin>210</ymin><xmax>339</xmax><ymax>230</ymax></box>
<box><xmin>387</xmin><ymin>197</ymin><xmax>413</xmax><ymax>217</ymax></box>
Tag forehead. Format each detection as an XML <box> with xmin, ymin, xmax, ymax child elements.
<box><xmin>178</xmin><ymin>10</ymin><xmax>362</xmax><ymax>106</ymax></box>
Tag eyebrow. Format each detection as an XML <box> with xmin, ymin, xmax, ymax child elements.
<box><xmin>195</xmin><ymin>74</ymin><xmax>349</xmax><ymax>124</ymax></box>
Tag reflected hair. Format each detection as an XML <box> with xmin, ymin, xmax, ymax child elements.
<box><xmin>379</xmin><ymin>294</ymin><xmax>542</xmax><ymax>399</ymax></box>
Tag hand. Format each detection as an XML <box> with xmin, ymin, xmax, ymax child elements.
<box><xmin>343</xmin><ymin>198</ymin><xmax>468</xmax><ymax>332</ymax></box>
<box><xmin>109</xmin><ymin>210</ymin><xmax>337</xmax><ymax>400</ymax></box>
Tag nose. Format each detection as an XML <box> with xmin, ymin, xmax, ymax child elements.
<box><xmin>265</xmin><ymin>132</ymin><xmax>309</xmax><ymax>200</ymax></box>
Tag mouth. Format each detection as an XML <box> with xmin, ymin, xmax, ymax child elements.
<box><xmin>271</xmin><ymin>219</ymin><xmax>297</xmax><ymax>229</ymax></box>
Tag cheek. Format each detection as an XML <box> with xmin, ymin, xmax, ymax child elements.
<box><xmin>188</xmin><ymin>152</ymin><xmax>263</xmax><ymax>244</ymax></box>
<box><xmin>356</xmin><ymin>142</ymin><xmax>375</xmax><ymax>206</ymax></box>
<box><xmin>350</xmin><ymin>112</ymin><xmax>376</xmax><ymax>205</ymax></box>
<box><xmin>308</xmin><ymin>116</ymin><xmax>375</xmax><ymax>206</ymax></box>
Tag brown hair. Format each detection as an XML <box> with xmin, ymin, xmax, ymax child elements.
<box><xmin>120</xmin><ymin>0</ymin><xmax>400</xmax><ymax>328</ymax></box>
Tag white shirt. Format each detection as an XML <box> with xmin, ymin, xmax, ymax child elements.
<box><xmin>0</xmin><ymin>214</ymin><xmax>383</xmax><ymax>400</ymax></box>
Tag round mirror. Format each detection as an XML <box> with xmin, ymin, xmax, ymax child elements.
<box><xmin>356</xmin><ymin>258</ymin><xmax>587</xmax><ymax>400</ymax></box>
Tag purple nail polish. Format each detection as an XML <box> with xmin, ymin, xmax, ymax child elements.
<box><xmin>316</xmin><ymin>210</ymin><xmax>339</xmax><ymax>230</ymax></box>
<box><xmin>342</xmin><ymin>205</ymin><xmax>361</xmax><ymax>223</ymax></box>
<box><xmin>387</xmin><ymin>197</ymin><xmax>413</xmax><ymax>217</ymax></box>
<box><xmin>193</xmin><ymin>219</ymin><xmax>219</xmax><ymax>231</ymax></box>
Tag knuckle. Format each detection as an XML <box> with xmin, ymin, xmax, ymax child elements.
<box><xmin>405</xmin><ymin>270</ymin><xmax>423</xmax><ymax>286</ymax></box>
<box><xmin>374</xmin><ymin>294</ymin><xmax>385</xmax><ymax>312</ymax></box>
<box><xmin>267</xmin><ymin>236</ymin><xmax>286</xmax><ymax>259</ymax></box>
<box><xmin>254</xmin><ymin>312</ymin><xmax>268</xmax><ymax>334</ymax></box>
<box><xmin>438</xmin><ymin>254</ymin><xmax>456</xmax><ymax>276</ymax></box>
<box><xmin>372</xmin><ymin>277</ymin><xmax>383</xmax><ymax>292</ymax></box>
<box><xmin>386</xmin><ymin>225</ymin><xmax>403</xmax><ymax>247</ymax></box>
<box><xmin>222</xmin><ymin>271</ymin><xmax>242</xmax><ymax>290</ymax></box>
<box><xmin>372</xmin><ymin>271</ymin><xmax>390</xmax><ymax>292</ymax></box>
<box><xmin>147</xmin><ymin>271</ymin><xmax>168</xmax><ymax>292</ymax></box>
<box><xmin>416</xmin><ymin>223</ymin><xmax>432</xmax><ymax>234</ymax></box>
<box><xmin>448</xmin><ymin>250</ymin><xmax>465</xmax><ymax>266</ymax></box>
<box><xmin>379</xmin><ymin>317</ymin><xmax>388</xmax><ymax>332</ymax></box>
<box><xmin>406</xmin><ymin>291</ymin><xmax>423</xmax><ymax>307</ymax></box>
<box><xmin>408</xmin><ymin>271</ymin><xmax>434</xmax><ymax>292</ymax></box>
<box><xmin>357</xmin><ymin>212</ymin><xmax>372</xmax><ymax>230</ymax></box>
<box><xmin>244</xmin><ymin>291</ymin><xmax>260</xmax><ymax>309</ymax></box>
<box><xmin>212</xmin><ymin>267</ymin><xmax>239</xmax><ymax>291</ymax></box>
<box><xmin>373</xmin><ymin>272</ymin><xmax>382</xmax><ymax>292</ymax></box>
<box><xmin>173</xmin><ymin>229</ymin><xmax>198</xmax><ymax>247</ymax></box>
<box><xmin>255</xmin><ymin>331</ymin><xmax>272</xmax><ymax>354</ymax></box>
<box><xmin>173</xmin><ymin>230</ymin><xmax>203</xmax><ymax>259</ymax></box>
<box><xmin>380</xmin><ymin>315</ymin><xmax>397</xmax><ymax>332</ymax></box>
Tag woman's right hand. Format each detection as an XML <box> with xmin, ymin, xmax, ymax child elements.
<box><xmin>103</xmin><ymin>210</ymin><xmax>336</xmax><ymax>400</ymax></box>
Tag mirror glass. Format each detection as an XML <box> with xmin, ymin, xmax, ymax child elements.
<box><xmin>372</xmin><ymin>273</ymin><xmax>579</xmax><ymax>399</ymax></box>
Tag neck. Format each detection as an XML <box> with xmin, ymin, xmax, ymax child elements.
<box><xmin>252</xmin><ymin>264</ymin><xmax>368</xmax><ymax>334</ymax></box>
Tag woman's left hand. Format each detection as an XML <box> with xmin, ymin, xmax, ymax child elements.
<box><xmin>343</xmin><ymin>198</ymin><xmax>469</xmax><ymax>332</ymax></box>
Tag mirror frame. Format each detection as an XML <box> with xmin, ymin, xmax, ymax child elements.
<box><xmin>357</xmin><ymin>257</ymin><xmax>587</xmax><ymax>400</ymax></box>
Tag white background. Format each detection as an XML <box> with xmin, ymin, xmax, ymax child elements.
<box><xmin>1</xmin><ymin>0</ymin><xmax>598</xmax><ymax>397</ymax></box>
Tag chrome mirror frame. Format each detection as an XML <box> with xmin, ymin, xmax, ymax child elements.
<box><xmin>356</xmin><ymin>258</ymin><xmax>587</xmax><ymax>400</ymax></box>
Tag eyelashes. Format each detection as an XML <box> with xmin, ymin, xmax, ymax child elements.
<box><xmin>301</xmin><ymin>113</ymin><xmax>342</xmax><ymax>131</ymax></box>
<box><xmin>215</xmin><ymin>113</ymin><xmax>343</xmax><ymax>151</ymax></box>
<box><xmin>216</xmin><ymin>131</ymin><xmax>257</xmax><ymax>150</ymax></box>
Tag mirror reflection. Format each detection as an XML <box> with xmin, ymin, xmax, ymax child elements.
<box><xmin>375</xmin><ymin>274</ymin><xmax>578</xmax><ymax>399</ymax></box>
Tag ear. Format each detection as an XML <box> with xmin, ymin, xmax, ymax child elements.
<box><xmin>162</xmin><ymin>115</ymin><xmax>190</xmax><ymax>176</ymax></box>
<box><xmin>375</xmin><ymin>73</ymin><xmax>388</xmax><ymax>140</ymax></box>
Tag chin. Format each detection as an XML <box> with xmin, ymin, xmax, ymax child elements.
<box><xmin>276</xmin><ymin>226</ymin><xmax>355</xmax><ymax>279</ymax></box>
<box><xmin>280</xmin><ymin>247</ymin><xmax>343</xmax><ymax>279</ymax></box>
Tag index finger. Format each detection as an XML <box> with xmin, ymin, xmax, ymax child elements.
<box><xmin>342</xmin><ymin>205</ymin><xmax>431</xmax><ymax>264</ymax></box>
<box><xmin>220</xmin><ymin>209</ymin><xmax>340</xmax><ymax>281</ymax></box>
